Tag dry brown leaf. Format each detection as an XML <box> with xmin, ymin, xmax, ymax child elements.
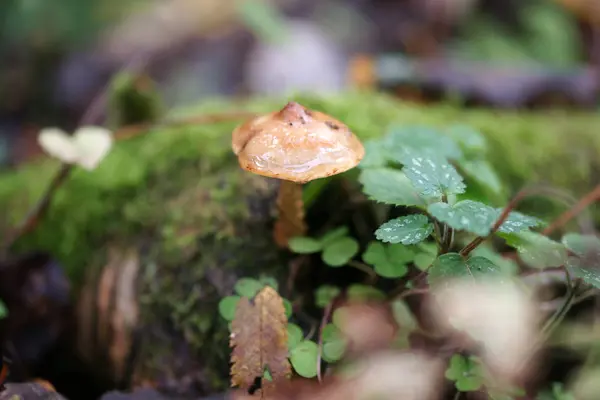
<box><xmin>230</xmin><ymin>286</ymin><xmax>291</xmax><ymax>396</ymax></box>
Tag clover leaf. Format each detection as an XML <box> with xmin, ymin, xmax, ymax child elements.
<box><xmin>445</xmin><ymin>354</ymin><xmax>485</xmax><ymax>392</ymax></box>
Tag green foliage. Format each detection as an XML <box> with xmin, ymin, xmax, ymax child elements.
<box><xmin>314</xmin><ymin>285</ymin><xmax>341</xmax><ymax>308</ymax></box>
<box><xmin>428</xmin><ymin>200</ymin><xmax>540</xmax><ymax>237</ymax></box>
<box><xmin>562</xmin><ymin>233</ymin><xmax>600</xmax><ymax>289</ymax></box>
<box><xmin>287</xmin><ymin>323</ymin><xmax>304</xmax><ymax>350</ymax></box>
<box><xmin>289</xmin><ymin>340</ymin><xmax>319</xmax><ymax>378</ymax></box>
<box><xmin>321</xmin><ymin>324</ymin><xmax>347</xmax><ymax>363</ymax></box>
<box><xmin>445</xmin><ymin>354</ymin><xmax>485</xmax><ymax>392</ymax></box>
<box><xmin>218</xmin><ymin>277</ymin><xmax>293</xmax><ymax>322</ymax></box>
<box><xmin>503</xmin><ymin>231</ymin><xmax>568</xmax><ymax>269</ymax></box>
<box><xmin>385</xmin><ymin>125</ymin><xmax>463</xmax><ymax>160</ymax></box>
<box><xmin>536</xmin><ymin>382</ymin><xmax>575</xmax><ymax>400</ymax></box>
<box><xmin>0</xmin><ymin>299</ymin><xmax>7</xmax><ymax>320</ymax></box>
<box><xmin>428</xmin><ymin>253</ymin><xmax>501</xmax><ymax>286</ymax></box>
<box><xmin>399</xmin><ymin>153</ymin><xmax>466</xmax><ymax>199</ymax></box>
<box><xmin>236</xmin><ymin>0</ymin><xmax>288</xmax><ymax>44</ymax></box>
<box><xmin>375</xmin><ymin>214</ymin><xmax>434</xmax><ymax>245</ymax></box>
<box><xmin>289</xmin><ymin>227</ymin><xmax>358</xmax><ymax>267</ymax></box>
<box><xmin>359</xmin><ymin>168</ymin><xmax>425</xmax><ymax>207</ymax></box>
<box><xmin>363</xmin><ymin>241</ymin><xmax>414</xmax><ymax>278</ymax></box>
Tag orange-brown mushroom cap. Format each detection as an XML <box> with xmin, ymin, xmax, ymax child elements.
<box><xmin>231</xmin><ymin>102</ymin><xmax>365</xmax><ymax>183</ymax></box>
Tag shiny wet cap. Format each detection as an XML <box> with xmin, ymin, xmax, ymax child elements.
<box><xmin>231</xmin><ymin>102</ymin><xmax>364</xmax><ymax>183</ymax></box>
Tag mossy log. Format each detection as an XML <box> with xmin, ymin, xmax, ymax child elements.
<box><xmin>1</xmin><ymin>91</ymin><xmax>600</xmax><ymax>396</ymax></box>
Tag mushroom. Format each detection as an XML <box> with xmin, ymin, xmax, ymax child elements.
<box><xmin>231</xmin><ymin>101</ymin><xmax>365</xmax><ymax>248</ymax></box>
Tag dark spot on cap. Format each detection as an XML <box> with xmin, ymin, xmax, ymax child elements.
<box><xmin>325</xmin><ymin>121</ymin><xmax>340</xmax><ymax>130</ymax></box>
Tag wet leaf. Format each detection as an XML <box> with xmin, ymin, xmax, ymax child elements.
<box><xmin>428</xmin><ymin>200</ymin><xmax>540</xmax><ymax>237</ymax></box>
<box><xmin>562</xmin><ymin>233</ymin><xmax>600</xmax><ymax>288</ymax></box>
<box><xmin>376</xmin><ymin>215</ymin><xmax>434</xmax><ymax>245</ymax></box>
<box><xmin>289</xmin><ymin>340</ymin><xmax>319</xmax><ymax>378</ymax></box>
<box><xmin>219</xmin><ymin>295</ymin><xmax>241</xmax><ymax>321</ymax></box>
<box><xmin>234</xmin><ymin>278</ymin><xmax>265</xmax><ymax>298</ymax></box>
<box><xmin>322</xmin><ymin>237</ymin><xmax>359</xmax><ymax>267</ymax></box>
<box><xmin>288</xmin><ymin>237</ymin><xmax>322</xmax><ymax>254</ymax></box>
<box><xmin>315</xmin><ymin>285</ymin><xmax>341</xmax><ymax>308</ymax></box>
<box><xmin>359</xmin><ymin>168</ymin><xmax>425</xmax><ymax>207</ymax></box>
<box><xmin>399</xmin><ymin>153</ymin><xmax>466</xmax><ymax>198</ymax></box>
<box><xmin>428</xmin><ymin>253</ymin><xmax>501</xmax><ymax>286</ymax></box>
<box><xmin>230</xmin><ymin>286</ymin><xmax>291</xmax><ymax>392</ymax></box>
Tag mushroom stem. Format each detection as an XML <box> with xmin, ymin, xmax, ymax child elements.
<box><xmin>274</xmin><ymin>180</ymin><xmax>308</xmax><ymax>248</ymax></box>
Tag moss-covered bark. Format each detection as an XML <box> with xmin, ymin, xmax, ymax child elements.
<box><xmin>1</xmin><ymin>91</ymin><xmax>600</xmax><ymax>396</ymax></box>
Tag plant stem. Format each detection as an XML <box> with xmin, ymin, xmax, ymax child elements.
<box><xmin>316</xmin><ymin>301</ymin><xmax>334</xmax><ymax>383</ymax></box>
<box><xmin>540</xmin><ymin>279</ymin><xmax>579</xmax><ymax>340</ymax></box>
<box><xmin>347</xmin><ymin>260</ymin><xmax>378</xmax><ymax>284</ymax></box>
<box><xmin>542</xmin><ymin>183</ymin><xmax>600</xmax><ymax>235</ymax></box>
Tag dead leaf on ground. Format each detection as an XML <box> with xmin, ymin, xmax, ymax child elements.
<box><xmin>230</xmin><ymin>286</ymin><xmax>291</xmax><ymax>397</ymax></box>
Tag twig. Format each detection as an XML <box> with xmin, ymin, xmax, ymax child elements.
<box><xmin>347</xmin><ymin>260</ymin><xmax>378</xmax><ymax>284</ymax></box>
<box><xmin>460</xmin><ymin>185</ymin><xmax>581</xmax><ymax>257</ymax></box>
<box><xmin>542</xmin><ymin>183</ymin><xmax>600</xmax><ymax>235</ymax></box>
<box><xmin>316</xmin><ymin>301</ymin><xmax>334</xmax><ymax>383</ymax></box>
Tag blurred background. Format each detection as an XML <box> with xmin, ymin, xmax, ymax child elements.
<box><xmin>1</xmin><ymin>0</ymin><xmax>599</xmax><ymax>167</ymax></box>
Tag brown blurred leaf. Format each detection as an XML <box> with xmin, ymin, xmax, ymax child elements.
<box><xmin>230</xmin><ymin>286</ymin><xmax>291</xmax><ymax>396</ymax></box>
<box><xmin>333</xmin><ymin>302</ymin><xmax>398</xmax><ymax>357</ymax></box>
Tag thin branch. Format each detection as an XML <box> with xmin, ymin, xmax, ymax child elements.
<box><xmin>316</xmin><ymin>301</ymin><xmax>334</xmax><ymax>383</ymax></box>
<box><xmin>347</xmin><ymin>260</ymin><xmax>378</xmax><ymax>284</ymax></box>
<box><xmin>543</xmin><ymin>183</ymin><xmax>600</xmax><ymax>235</ymax></box>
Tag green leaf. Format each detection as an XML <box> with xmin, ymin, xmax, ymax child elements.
<box><xmin>459</xmin><ymin>159</ymin><xmax>503</xmax><ymax>195</ymax></box>
<box><xmin>218</xmin><ymin>295</ymin><xmax>241</xmax><ymax>321</ymax></box>
<box><xmin>456</xmin><ymin>375</ymin><xmax>484</xmax><ymax>392</ymax></box>
<box><xmin>283</xmin><ymin>298</ymin><xmax>293</xmax><ymax>318</ymax></box>
<box><xmin>258</xmin><ymin>276</ymin><xmax>279</xmax><ymax>291</ymax></box>
<box><xmin>568</xmin><ymin>258</ymin><xmax>600</xmax><ymax>289</ymax></box>
<box><xmin>359</xmin><ymin>168</ymin><xmax>425</xmax><ymax>207</ymax></box>
<box><xmin>497</xmin><ymin>210</ymin><xmax>543</xmax><ymax>234</ymax></box>
<box><xmin>362</xmin><ymin>242</ymin><xmax>387</xmax><ymax>265</ymax></box>
<box><xmin>391</xmin><ymin>299</ymin><xmax>417</xmax><ymax>332</ymax></box>
<box><xmin>290</xmin><ymin>340</ymin><xmax>319</xmax><ymax>378</ymax></box>
<box><xmin>363</xmin><ymin>242</ymin><xmax>412</xmax><ymax>278</ymax></box>
<box><xmin>446</xmin><ymin>125</ymin><xmax>486</xmax><ymax>153</ymax></box>
<box><xmin>414</xmin><ymin>252</ymin><xmax>437</xmax><ymax>271</ymax></box>
<box><xmin>288</xmin><ymin>237</ymin><xmax>323</xmax><ymax>254</ymax></box>
<box><xmin>359</xmin><ymin>139</ymin><xmax>389</xmax><ymax>168</ymax></box>
<box><xmin>315</xmin><ymin>285</ymin><xmax>341</xmax><ymax>308</ymax></box>
<box><xmin>287</xmin><ymin>323</ymin><xmax>304</xmax><ymax>350</ymax></box>
<box><xmin>322</xmin><ymin>237</ymin><xmax>359</xmax><ymax>267</ymax></box>
<box><xmin>375</xmin><ymin>214</ymin><xmax>434</xmax><ymax>245</ymax></box>
<box><xmin>428</xmin><ymin>200</ymin><xmax>496</xmax><ymax>237</ymax></box>
<box><xmin>0</xmin><ymin>300</ymin><xmax>8</xmax><ymax>319</ymax></box>
<box><xmin>562</xmin><ymin>233</ymin><xmax>600</xmax><ymax>259</ymax></box>
<box><xmin>321</xmin><ymin>324</ymin><xmax>347</xmax><ymax>363</ymax></box>
<box><xmin>319</xmin><ymin>227</ymin><xmax>350</xmax><ymax>247</ymax></box>
<box><xmin>504</xmin><ymin>231</ymin><xmax>568</xmax><ymax>269</ymax></box>
<box><xmin>428</xmin><ymin>253</ymin><xmax>501</xmax><ymax>285</ymax></box>
<box><xmin>445</xmin><ymin>354</ymin><xmax>484</xmax><ymax>392</ymax></box>
<box><xmin>385</xmin><ymin>125</ymin><xmax>463</xmax><ymax>160</ymax></box>
<box><xmin>346</xmin><ymin>284</ymin><xmax>386</xmax><ymax>302</ymax></box>
<box><xmin>471</xmin><ymin>245</ymin><xmax>519</xmax><ymax>275</ymax></box>
<box><xmin>428</xmin><ymin>200</ymin><xmax>541</xmax><ymax>237</ymax></box>
<box><xmin>400</xmin><ymin>153</ymin><xmax>466</xmax><ymax>198</ymax></box>
<box><xmin>234</xmin><ymin>278</ymin><xmax>264</xmax><ymax>298</ymax></box>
